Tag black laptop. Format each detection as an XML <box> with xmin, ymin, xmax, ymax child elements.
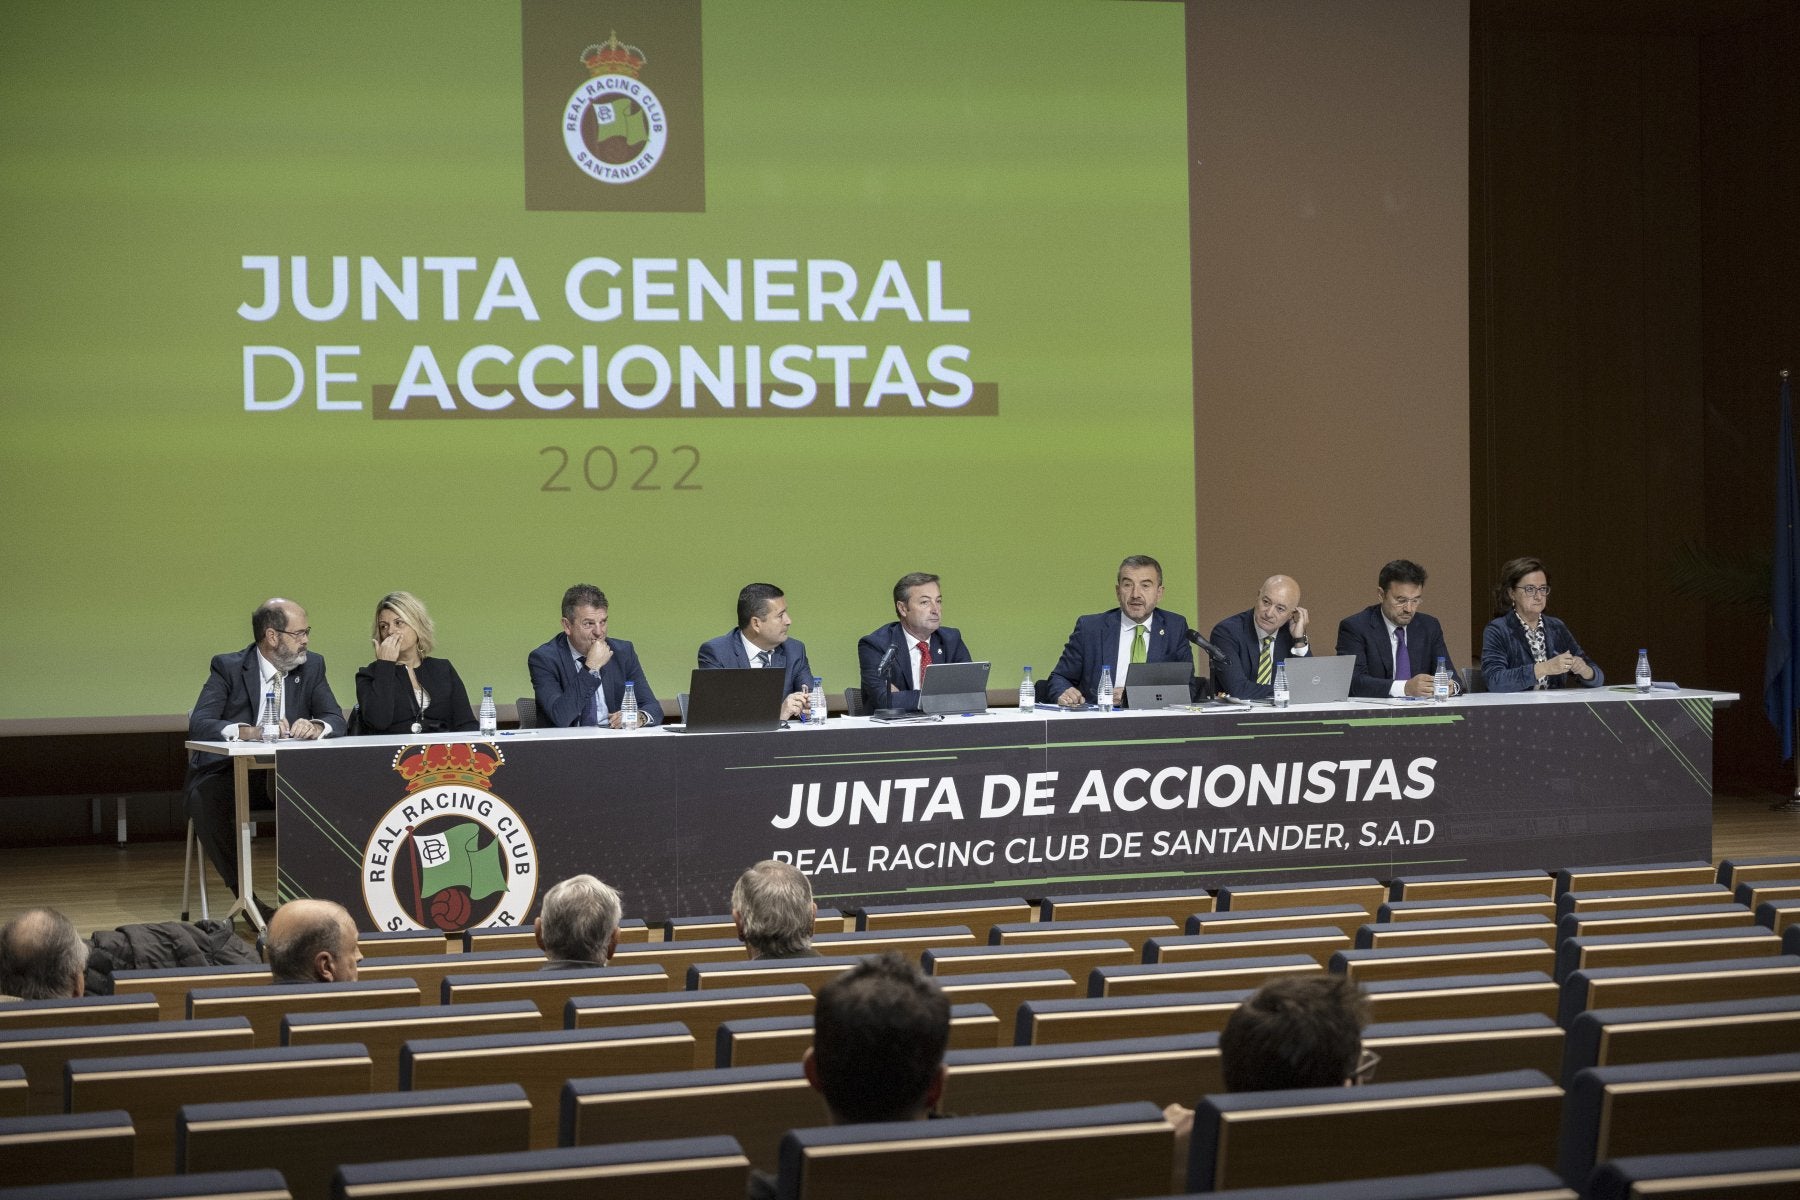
<box><xmin>1123</xmin><ymin>661</ymin><xmax>1194</xmax><ymax>708</ymax></box>
<box><xmin>669</xmin><ymin>668</ymin><xmax>789</xmax><ymax>733</ymax></box>
<box><xmin>919</xmin><ymin>661</ymin><xmax>992</xmax><ymax>715</ymax></box>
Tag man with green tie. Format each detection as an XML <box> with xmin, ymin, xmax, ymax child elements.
<box><xmin>1207</xmin><ymin>575</ymin><xmax>1312</xmax><ymax>701</ymax></box>
<box><xmin>1048</xmin><ymin>555</ymin><xmax>1202</xmax><ymax>707</ymax></box>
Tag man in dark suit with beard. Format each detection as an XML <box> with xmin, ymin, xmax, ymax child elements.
<box><xmin>1336</xmin><ymin>559</ymin><xmax>1460</xmax><ymax>698</ymax></box>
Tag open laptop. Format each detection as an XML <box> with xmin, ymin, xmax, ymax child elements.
<box><xmin>1246</xmin><ymin>653</ymin><xmax>1355</xmax><ymax>706</ymax></box>
<box><xmin>1123</xmin><ymin>661</ymin><xmax>1194</xmax><ymax>709</ymax></box>
<box><xmin>669</xmin><ymin>668</ymin><xmax>789</xmax><ymax>733</ymax></box>
<box><xmin>919</xmin><ymin>661</ymin><xmax>991</xmax><ymax>715</ymax></box>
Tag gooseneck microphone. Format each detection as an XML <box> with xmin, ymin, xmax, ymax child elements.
<box><xmin>1185</xmin><ymin>628</ymin><xmax>1229</xmax><ymax>668</ymax></box>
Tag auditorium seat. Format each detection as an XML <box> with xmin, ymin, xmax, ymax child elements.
<box><xmin>0</xmin><ymin>1064</ymin><xmax>23</xmax><ymax>1116</ymax></box>
<box><xmin>931</xmin><ymin>969</ymin><xmax>1081</xmax><ymax>1031</ymax></box>
<box><xmin>1093</xmin><ymin>955</ymin><xmax>1321</xmax><ymax>998</ymax></box>
<box><xmin>1556</xmin><ymin>955</ymin><xmax>1800</xmax><ymax>1027</ymax></box>
<box><xmin>853</xmin><ymin>898</ymin><xmax>1035</xmax><ymax>945</ymax></box>
<box><xmin>686</xmin><ymin>955</ymin><xmax>866</xmax><ymax>993</ymax></box>
<box><xmin>923</xmin><ymin>939</ymin><xmax>1137</xmax><ymax>980</ymax></box>
<box><xmin>460</xmin><ymin>925</ymin><xmax>535</xmax><ymax>953</ymax></box>
<box><xmin>990</xmin><ymin>917</ymin><xmax>1180</xmax><ymax>954</ymax></box>
<box><xmin>661</xmin><ymin>909</ymin><xmax>849</xmax><ymax>940</ymax></box>
<box><xmin>328</xmin><ymin>1135</ymin><xmax>750</xmax><ymax>1199</ymax></box>
<box><xmin>400</xmin><ymin>1023</ymin><xmax>696</xmax><ymax>1148</ymax></box>
<box><xmin>1216</xmin><ymin>877</ymin><xmax>1384</xmax><ymax>914</ymax></box>
<box><xmin>775</xmin><ymin>1101</ymin><xmax>1171</xmax><ymax>1200</ymax></box>
<box><xmin>1330</xmin><ymin>940</ymin><xmax>1556</xmax><ymax>986</ymax></box>
<box><xmin>0</xmin><ymin>1110</ymin><xmax>136</xmax><ymax>1187</ymax></box>
<box><xmin>282</xmin><ymin>1000</ymin><xmax>541</xmax><ymax>1088</ymax></box>
<box><xmin>177</xmin><ymin>1084</ymin><xmax>530</xmax><ymax>1200</ymax></box>
<box><xmin>353</xmin><ymin>930</ymin><xmax>447</xmax><ymax>958</ymax></box>
<box><xmin>1758</xmin><ymin>897</ymin><xmax>1800</xmax><ymax>935</ymax></box>
<box><xmin>65</xmin><ymin>1042</ymin><xmax>373</xmax><ymax>1175</ymax></box>
<box><xmin>1361</xmin><ymin>973</ymin><xmax>1560</xmax><ymax>1023</ymax></box>
<box><xmin>1188</xmin><ymin>1070</ymin><xmax>1562</xmax><ymax>1191</ymax></box>
<box><xmin>565</xmin><ymin>983</ymin><xmax>814</xmax><ymax>1067</ymax></box>
<box><xmin>714</xmin><ymin>1002</ymin><xmax>999</xmax><ymax>1068</ymax></box>
<box><xmin>1359</xmin><ymin>1014</ymin><xmax>1563</xmax><ymax>1082</ymax></box>
<box><xmin>0</xmin><ymin>993</ymin><xmax>160</xmax><ymax>1031</ymax></box>
<box><xmin>1733</xmin><ymin>876</ymin><xmax>1800</xmax><ymax>910</ymax></box>
<box><xmin>0</xmin><ymin>1167</ymin><xmax>293</xmax><ymax>1199</ymax></box>
<box><xmin>355</xmin><ymin>950</ymin><xmax>544</xmax><ymax>1003</ymax></box>
<box><xmin>1378</xmin><ymin>895</ymin><xmax>1559</xmax><ymax>925</ymax></box>
<box><xmin>1556</xmin><ymin>902</ymin><xmax>1755</xmax><ymax>942</ymax></box>
<box><xmin>1188</xmin><ymin>905</ymin><xmax>1373</xmax><ymax>940</ymax></box>
<box><xmin>1586</xmin><ymin>1143</ymin><xmax>1800</xmax><ymax>1200</ymax></box>
<box><xmin>1556</xmin><ymin>883</ymin><xmax>1732</xmax><ymax>915</ymax></box>
<box><xmin>1015</xmin><ymin>990</ymin><xmax>1254</xmax><ymax>1046</ymax></box>
<box><xmin>1160</xmin><ymin>1164</ymin><xmax>1575</xmax><ymax>1199</ymax></box>
<box><xmin>1038</xmin><ymin>887</ymin><xmax>1215</xmax><ymax>926</ymax></box>
<box><xmin>1557</xmin><ymin>1052</ymin><xmax>1800</xmax><ymax>1185</ymax></box>
<box><xmin>1716</xmin><ymin>854</ymin><xmax>1800</xmax><ymax>891</ymax></box>
<box><xmin>609</xmin><ymin>937</ymin><xmax>747</xmax><ymax>985</ymax></box>
<box><xmin>112</xmin><ymin>966</ymin><xmax>271</xmax><ymax>1021</ymax></box>
<box><xmin>1353</xmin><ymin>915</ymin><xmax>1556</xmax><ymax>951</ymax></box>
<box><xmin>0</xmin><ymin>1016</ymin><xmax>254</xmax><ymax>1114</ymax></box>
<box><xmin>561</xmin><ymin>1062</ymin><xmax>825</xmax><ymax>1173</ymax></box>
<box><xmin>1560</xmin><ymin>995</ymin><xmax>1800</xmax><ymax>1085</ymax></box>
<box><xmin>943</xmin><ymin>1033</ymin><xmax>1222</xmax><ymax>1113</ymax></box>
<box><xmin>439</xmin><ymin>964</ymin><xmax>668</xmax><ymax>1027</ymax></box>
<box><xmin>812</xmin><ymin>924</ymin><xmax>979</xmax><ymax>958</ymax></box>
<box><xmin>1552</xmin><ymin>925</ymin><xmax>1783</xmax><ymax>982</ymax></box>
<box><xmin>189</xmin><ymin>980</ymin><xmax>421</xmax><ymax>1046</ymax></box>
<box><xmin>1387</xmin><ymin>869</ymin><xmax>1555</xmax><ymax>902</ymax></box>
<box><xmin>1146</xmin><ymin>927</ymin><xmax>1350</xmax><ymax>967</ymax></box>
<box><xmin>1553</xmin><ymin>861</ymin><xmax>1714</xmax><ymax>894</ymax></box>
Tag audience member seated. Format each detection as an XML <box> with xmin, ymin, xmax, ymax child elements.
<box><xmin>746</xmin><ymin>951</ymin><xmax>952</xmax><ymax>1199</ymax></box>
<box><xmin>0</xmin><ymin>907</ymin><xmax>88</xmax><ymax>999</ymax></box>
<box><xmin>733</xmin><ymin>860</ymin><xmax>820</xmax><ymax>961</ymax></box>
<box><xmin>534</xmin><ymin>875</ymin><xmax>623</xmax><ymax>970</ymax></box>
<box><xmin>266</xmin><ymin>899</ymin><xmax>363</xmax><ymax>983</ymax></box>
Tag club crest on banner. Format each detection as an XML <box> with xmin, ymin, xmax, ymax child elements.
<box><xmin>563</xmin><ymin>32</ymin><xmax>667</xmax><ymax>184</ymax></box>
<box><xmin>360</xmin><ymin>741</ymin><xmax>539</xmax><ymax>933</ymax></box>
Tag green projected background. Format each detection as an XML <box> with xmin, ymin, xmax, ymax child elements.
<box><xmin>0</xmin><ymin>1</ymin><xmax>1195</xmax><ymax>722</ymax></box>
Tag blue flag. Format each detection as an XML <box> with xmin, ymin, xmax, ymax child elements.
<box><xmin>1766</xmin><ymin>374</ymin><xmax>1800</xmax><ymax>760</ymax></box>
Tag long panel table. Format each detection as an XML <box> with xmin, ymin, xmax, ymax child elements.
<box><xmin>199</xmin><ymin>687</ymin><xmax>1736</xmax><ymax>932</ymax></box>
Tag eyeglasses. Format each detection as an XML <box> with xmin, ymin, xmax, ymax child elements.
<box><xmin>1354</xmin><ymin>1048</ymin><xmax>1381</xmax><ymax>1085</ymax></box>
<box><xmin>273</xmin><ymin>627</ymin><xmax>311</xmax><ymax>639</ymax></box>
<box><xmin>1515</xmin><ymin>585</ymin><xmax>1550</xmax><ymax>597</ymax></box>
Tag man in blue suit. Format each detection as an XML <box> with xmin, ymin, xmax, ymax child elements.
<box><xmin>698</xmin><ymin>582</ymin><xmax>813</xmax><ymax>720</ymax></box>
<box><xmin>1048</xmin><ymin>555</ymin><xmax>1198</xmax><ymax>707</ymax></box>
<box><xmin>1335</xmin><ymin>559</ymin><xmax>1460</xmax><ymax>698</ymax></box>
<box><xmin>857</xmin><ymin>572</ymin><xmax>973</xmax><ymax>712</ymax></box>
<box><xmin>1209</xmin><ymin>575</ymin><xmax>1313</xmax><ymax>700</ymax></box>
<box><xmin>527</xmin><ymin>584</ymin><xmax>664</xmax><ymax>727</ymax></box>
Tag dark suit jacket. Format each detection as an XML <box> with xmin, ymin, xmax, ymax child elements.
<box><xmin>1481</xmin><ymin>613</ymin><xmax>1606</xmax><ymax>693</ymax></box>
<box><xmin>185</xmin><ymin>646</ymin><xmax>346</xmax><ymax>782</ymax></box>
<box><xmin>527</xmin><ymin>633</ymin><xmax>664</xmax><ymax>727</ymax></box>
<box><xmin>697</xmin><ymin>631</ymin><xmax>813</xmax><ymax>696</ymax></box>
<box><xmin>1336</xmin><ymin>604</ymin><xmax>1457</xmax><ymax>698</ymax></box>
<box><xmin>1209</xmin><ymin>609</ymin><xmax>1305</xmax><ymax>701</ymax></box>
<box><xmin>857</xmin><ymin>622</ymin><xmax>973</xmax><ymax>711</ymax></box>
<box><xmin>354</xmin><ymin>657</ymin><xmax>477</xmax><ymax>735</ymax></box>
<box><xmin>1048</xmin><ymin>608</ymin><xmax>1196</xmax><ymax>704</ymax></box>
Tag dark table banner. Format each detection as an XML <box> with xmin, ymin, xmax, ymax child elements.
<box><xmin>275</xmin><ymin>695</ymin><xmax>1717</xmax><ymax>932</ymax></box>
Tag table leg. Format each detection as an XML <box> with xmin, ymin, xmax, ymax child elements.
<box><xmin>223</xmin><ymin>755</ymin><xmax>266</xmax><ymax>932</ymax></box>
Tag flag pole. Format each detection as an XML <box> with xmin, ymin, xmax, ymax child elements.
<box><xmin>1776</xmin><ymin>370</ymin><xmax>1800</xmax><ymax>813</ymax></box>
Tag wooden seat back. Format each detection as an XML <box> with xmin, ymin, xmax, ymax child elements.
<box><xmin>931</xmin><ymin>970</ymin><xmax>1080</xmax><ymax>1031</ymax></box>
<box><xmin>1554</xmin><ymin>926</ymin><xmax>1783</xmax><ymax>982</ymax></box>
<box><xmin>462</xmin><ymin>921</ymin><xmax>649</xmax><ymax>953</ymax></box>
<box><xmin>1718</xmin><ymin>856</ymin><xmax>1800</xmax><ymax>891</ymax></box>
<box><xmin>1586</xmin><ymin>1143</ymin><xmax>1800</xmax><ymax>1200</ymax></box>
<box><xmin>922</xmin><ymin>939</ymin><xmax>1136</xmax><ymax>980</ymax></box>
<box><xmin>439</xmin><ymin>965</ymin><xmax>668</xmax><ymax>1028</ymax></box>
<box><xmin>562</xmin><ymin>1062</ymin><xmax>825</xmax><ymax>1173</ymax></box>
<box><xmin>1558</xmin><ymin>903</ymin><xmax>1755</xmax><ymax>942</ymax></box>
<box><xmin>1554</xmin><ymin>861</ymin><xmax>1715</xmax><ymax>894</ymax></box>
<box><xmin>1379</xmin><ymin>895</ymin><xmax>1558</xmax><ymax>924</ymax></box>
<box><xmin>1093</xmin><ymin>954</ymin><xmax>1321</xmax><ymax>999</ymax></box>
<box><xmin>1735</xmin><ymin>878</ymin><xmax>1800</xmax><ymax>911</ymax></box>
<box><xmin>1761</xmin><ymin>898</ymin><xmax>1800</xmax><ymax>935</ymax></box>
<box><xmin>1355</xmin><ymin>915</ymin><xmax>1555</xmax><ymax>951</ymax></box>
<box><xmin>1187</xmin><ymin>905</ymin><xmax>1373</xmax><ymax>940</ymax></box>
<box><xmin>331</xmin><ymin>1135</ymin><xmax>750</xmax><ymax>1199</ymax></box>
<box><xmin>686</xmin><ymin>955</ymin><xmax>866</xmax><ymax>994</ymax></box>
<box><xmin>716</xmin><ymin>1003</ymin><xmax>999</xmax><ymax>1068</ymax></box>
<box><xmin>0</xmin><ymin>1063</ymin><xmax>22</xmax><ymax>1117</ymax></box>
<box><xmin>1331</xmin><ymin>939</ymin><xmax>1556</xmax><ymax>986</ymax></box>
<box><xmin>1016</xmin><ymin>989</ymin><xmax>1253</xmax><ymax>1046</ymax></box>
<box><xmin>566</xmin><ymin>984</ymin><xmax>814</xmax><ymax>1067</ymax></box>
<box><xmin>0</xmin><ymin>1016</ymin><xmax>254</xmax><ymax>1114</ymax></box>
<box><xmin>811</xmin><ymin>925</ymin><xmax>978</xmax><ymax>960</ymax></box>
<box><xmin>1387</xmin><ymin>870</ymin><xmax>1555</xmax><ymax>902</ymax></box>
<box><xmin>0</xmin><ymin>1110</ymin><xmax>135</xmax><ymax>1188</ymax></box>
<box><xmin>1147</xmin><ymin>927</ymin><xmax>1349</xmax><ymax>967</ymax></box>
<box><xmin>854</xmin><ymin>899</ymin><xmax>1035</xmax><ymax>946</ymax></box>
<box><xmin>189</xmin><ymin>980</ymin><xmax>421</xmax><ymax>1046</ymax></box>
<box><xmin>355</xmin><ymin>950</ymin><xmax>543</xmax><ymax>1004</ymax></box>
<box><xmin>1562</xmin><ymin>995</ymin><xmax>1800</xmax><ymax>1084</ymax></box>
<box><xmin>943</xmin><ymin>1033</ymin><xmax>1221</xmax><ymax>1113</ymax></box>
<box><xmin>355</xmin><ymin>930</ymin><xmax>449</xmax><ymax>958</ymax></box>
<box><xmin>1039</xmin><ymin>888</ymin><xmax>1214</xmax><ymax>926</ymax></box>
<box><xmin>1360</xmin><ymin>1014</ymin><xmax>1564</xmax><ymax>1082</ymax></box>
<box><xmin>0</xmin><ymin>992</ymin><xmax>160</xmax><ymax>1031</ymax></box>
<box><xmin>1217</xmin><ymin>878</ymin><xmax>1384</xmax><ymax>914</ymax></box>
<box><xmin>989</xmin><ymin>918</ymin><xmax>1179</xmax><ymax>954</ymax></box>
<box><xmin>1559</xmin><ymin>884</ymin><xmax>1734</xmax><ymax>915</ymax></box>
<box><xmin>1558</xmin><ymin>955</ymin><xmax>1800</xmax><ymax>1027</ymax></box>
<box><xmin>609</xmin><ymin>938</ymin><xmax>747</xmax><ymax>988</ymax></box>
<box><xmin>112</xmin><ymin>965</ymin><xmax>271</xmax><ymax>1021</ymax></box>
<box><xmin>282</xmin><ymin>1000</ymin><xmax>540</xmax><ymax>1087</ymax></box>
<box><xmin>1362</xmin><ymin>972</ymin><xmax>1560</xmax><ymax>1024</ymax></box>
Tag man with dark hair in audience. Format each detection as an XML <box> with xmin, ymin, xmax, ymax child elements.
<box><xmin>534</xmin><ymin>874</ymin><xmax>622</xmax><ymax>970</ymax></box>
<box><xmin>746</xmin><ymin>952</ymin><xmax>951</xmax><ymax>1199</ymax></box>
<box><xmin>0</xmin><ymin>907</ymin><xmax>89</xmax><ymax>999</ymax></box>
<box><xmin>265</xmin><ymin>899</ymin><xmax>362</xmax><ymax>984</ymax></box>
<box><xmin>698</xmin><ymin>582</ymin><xmax>814</xmax><ymax>721</ymax></box>
<box><xmin>731</xmin><ymin>859</ymin><xmax>819</xmax><ymax>960</ymax></box>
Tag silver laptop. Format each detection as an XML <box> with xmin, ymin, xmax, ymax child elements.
<box><xmin>1275</xmin><ymin>654</ymin><xmax>1355</xmax><ymax>705</ymax></box>
<box><xmin>919</xmin><ymin>661</ymin><xmax>991</xmax><ymax>715</ymax></box>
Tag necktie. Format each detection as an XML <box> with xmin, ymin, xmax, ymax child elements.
<box><xmin>1131</xmin><ymin>626</ymin><xmax>1147</xmax><ymax>664</ymax></box>
<box><xmin>917</xmin><ymin>640</ymin><xmax>932</xmax><ymax>685</ymax></box>
<box><xmin>755</xmin><ymin>649</ymin><xmax>772</xmax><ymax>669</ymax></box>
<box><xmin>1395</xmin><ymin>626</ymin><xmax>1412</xmax><ymax>679</ymax></box>
<box><xmin>579</xmin><ymin>663</ymin><xmax>599</xmax><ymax>727</ymax></box>
<box><xmin>1256</xmin><ymin>637</ymin><xmax>1273</xmax><ymax>686</ymax></box>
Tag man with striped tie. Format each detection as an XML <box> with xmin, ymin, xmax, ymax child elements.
<box><xmin>1208</xmin><ymin>575</ymin><xmax>1312</xmax><ymax>701</ymax></box>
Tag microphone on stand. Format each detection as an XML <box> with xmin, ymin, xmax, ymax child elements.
<box><xmin>1185</xmin><ymin>628</ymin><xmax>1229</xmax><ymax>669</ymax></box>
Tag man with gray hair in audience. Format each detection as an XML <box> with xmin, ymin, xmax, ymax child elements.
<box><xmin>266</xmin><ymin>899</ymin><xmax>362</xmax><ymax>984</ymax></box>
<box><xmin>0</xmin><ymin>907</ymin><xmax>88</xmax><ymax>999</ymax></box>
<box><xmin>534</xmin><ymin>874</ymin><xmax>622</xmax><ymax>970</ymax></box>
<box><xmin>732</xmin><ymin>859</ymin><xmax>820</xmax><ymax>960</ymax></box>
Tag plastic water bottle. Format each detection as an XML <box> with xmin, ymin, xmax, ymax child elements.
<box><xmin>1635</xmin><ymin>649</ymin><xmax>1652</xmax><ymax>692</ymax></box>
<box><xmin>478</xmin><ymin>686</ymin><xmax>497</xmax><ymax>737</ymax></box>
<box><xmin>1433</xmin><ymin>656</ymin><xmax>1450</xmax><ymax>704</ymax></box>
<box><xmin>1097</xmin><ymin>667</ymin><xmax>1114</xmax><ymax>712</ymax></box>
<box><xmin>258</xmin><ymin>689</ymin><xmax>280</xmax><ymax>742</ymax></box>
<box><xmin>1272</xmin><ymin>662</ymin><xmax>1289</xmax><ymax>709</ymax></box>
<box><xmin>619</xmin><ymin>682</ymin><xmax>638</xmax><ymax>731</ymax></box>
<box><xmin>809</xmin><ymin>676</ymin><xmax>828</xmax><ymax>726</ymax></box>
<box><xmin>1019</xmin><ymin>666</ymin><xmax>1035</xmax><ymax>712</ymax></box>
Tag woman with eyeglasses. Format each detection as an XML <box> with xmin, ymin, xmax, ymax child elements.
<box><xmin>354</xmin><ymin>591</ymin><xmax>478</xmax><ymax>734</ymax></box>
<box><xmin>1480</xmin><ymin>557</ymin><xmax>1605</xmax><ymax>692</ymax></box>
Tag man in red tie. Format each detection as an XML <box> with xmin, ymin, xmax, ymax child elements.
<box><xmin>856</xmin><ymin>572</ymin><xmax>973</xmax><ymax>712</ymax></box>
